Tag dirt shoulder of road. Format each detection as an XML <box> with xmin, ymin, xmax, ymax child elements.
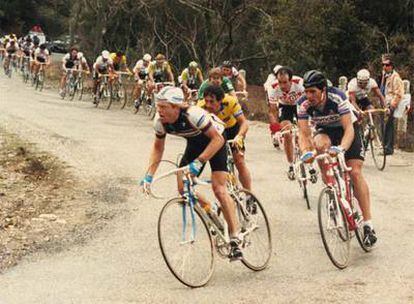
<box><xmin>0</xmin><ymin>129</ymin><xmax>121</xmax><ymax>272</ymax></box>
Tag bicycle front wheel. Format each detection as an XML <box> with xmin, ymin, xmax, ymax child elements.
<box><xmin>369</xmin><ymin>125</ymin><xmax>386</xmax><ymax>171</ymax></box>
<box><xmin>234</xmin><ymin>190</ymin><xmax>272</xmax><ymax>271</ymax></box>
<box><xmin>299</xmin><ymin>163</ymin><xmax>311</xmax><ymax>210</ymax></box>
<box><xmin>119</xmin><ymin>84</ymin><xmax>128</xmax><ymax>109</ymax></box>
<box><xmin>317</xmin><ymin>187</ymin><xmax>350</xmax><ymax>269</ymax></box>
<box><xmin>158</xmin><ymin>198</ymin><xmax>215</xmax><ymax>288</ymax></box>
<box><xmin>106</xmin><ymin>83</ymin><xmax>114</xmax><ymax>110</ymax></box>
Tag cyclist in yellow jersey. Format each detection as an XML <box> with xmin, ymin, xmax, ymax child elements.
<box><xmin>110</xmin><ymin>51</ymin><xmax>131</xmax><ymax>73</ymax></box>
<box><xmin>197</xmin><ymin>85</ymin><xmax>252</xmax><ymax>191</ymax></box>
<box><xmin>147</xmin><ymin>53</ymin><xmax>174</xmax><ymax>98</ymax></box>
<box><xmin>181</xmin><ymin>61</ymin><xmax>204</xmax><ymax>100</ymax></box>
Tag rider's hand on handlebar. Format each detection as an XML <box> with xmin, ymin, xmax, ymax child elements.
<box><xmin>140</xmin><ymin>174</ymin><xmax>153</xmax><ymax>196</ymax></box>
<box><xmin>328</xmin><ymin>146</ymin><xmax>344</xmax><ymax>157</ymax></box>
<box><xmin>300</xmin><ymin>150</ymin><xmax>316</xmax><ymax>164</ymax></box>
<box><xmin>232</xmin><ymin>134</ymin><xmax>245</xmax><ymax>150</ymax></box>
<box><xmin>188</xmin><ymin>159</ymin><xmax>204</xmax><ymax>176</ymax></box>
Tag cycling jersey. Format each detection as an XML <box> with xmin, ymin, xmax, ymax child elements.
<box><xmin>21</xmin><ymin>42</ymin><xmax>33</xmax><ymax>56</ymax></box>
<box><xmin>347</xmin><ymin>78</ymin><xmax>378</xmax><ymax>100</ymax></box>
<box><xmin>268</xmin><ymin>76</ymin><xmax>304</xmax><ymax>106</ymax></box>
<box><xmin>154</xmin><ymin>106</ymin><xmax>227</xmax><ymax>172</ymax></box>
<box><xmin>297</xmin><ymin>86</ymin><xmax>357</xmax><ymax>128</ymax></box>
<box><xmin>148</xmin><ymin>61</ymin><xmax>172</xmax><ymax>82</ymax></box>
<box><xmin>5</xmin><ymin>42</ymin><xmax>19</xmax><ymax>55</ymax></box>
<box><xmin>197</xmin><ymin>94</ymin><xmax>243</xmax><ymax>129</ymax></box>
<box><xmin>198</xmin><ymin>77</ymin><xmax>234</xmax><ymax>99</ymax></box>
<box><xmin>94</xmin><ymin>55</ymin><xmax>113</xmax><ymax>70</ymax></box>
<box><xmin>181</xmin><ymin>68</ymin><xmax>203</xmax><ymax>88</ymax></box>
<box><xmin>34</xmin><ymin>48</ymin><xmax>49</xmax><ymax>63</ymax></box>
<box><xmin>110</xmin><ymin>53</ymin><xmax>127</xmax><ymax>65</ymax></box>
<box><xmin>63</xmin><ymin>53</ymin><xmax>81</xmax><ymax>69</ymax></box>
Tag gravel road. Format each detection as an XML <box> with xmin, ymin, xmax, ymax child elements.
<box><xmin>0</xmin><ymin>74</ymin><xmax>413</xmax><ymax>304</ymax></box>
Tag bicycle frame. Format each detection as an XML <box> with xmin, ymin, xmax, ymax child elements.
<box><xmin>315</xmin><ymin>153</ymin><xmax>361</xmax><ymax>231</ymax></box>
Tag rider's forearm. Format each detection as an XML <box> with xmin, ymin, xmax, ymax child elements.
<box><xmin>340</xmin><ymin>123</ymin><xmax>354</xmax><ymax>151</ymax></box>
<box><xmin>146</xmin><ymin>139</ymin><xmax>165</xmax><ymax>176</ymax></box>
<box><xmin>298</xmin><ymin>121</ymin><xmax>313</xmax><ymax>153</ymax></box>
<box><xmin>237</xmin><ymin>118</ymin><xmax>249</xmax><ymax>137</ymax></box>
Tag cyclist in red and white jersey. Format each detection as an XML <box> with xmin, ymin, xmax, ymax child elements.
<box><xmin>267</xmin><ymin>67</ymin><xmax>305</xmax><ymax>179</ymax></box>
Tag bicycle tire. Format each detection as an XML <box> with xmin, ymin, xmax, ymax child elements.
<box><xmin>234</xmin><ymin>189</ymin><xmax>272</xmax><ymax>271</ymax></box>
<box><xmin>158</xmin><ymin>198</ymin><xmax>215</xmax><ymax>288</ymax></box>
<box><xmin>317</xmin><ymin>187</ymin><xmax>350</xmax><ymax>269</ymax></box>
<box><xmin>78</xmin><ymin>79</ymin><xmax>84</xmax><ymax>100</ymax></box>
<box><xmin>69</xmin><ymin>78</ymin><xmax>77</xmax><ymax>101</ymax></box>
<box><xmin>106</xmin><ymin>83</ymin><xmax>114</xmax><ymax>110</ymax></box>
<box><xmin>299</xmin><ymin>163</ymin><xmax>311</xmax><ymax>210</ymax></box>
<box><xmin>369</xmin><ymin>124</ymin><xmax>386</xmax><ymax>171</ymax></box>
<box><xmin>120</xmin><ymin>85</ymin><xmax>128</xmax><ymax>109</ymax></box>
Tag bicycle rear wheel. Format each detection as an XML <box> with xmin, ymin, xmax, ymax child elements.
<box><xmin>317</xmin><ymin>187</ymin><xmax>350</xmax><ymax>269</ymax></box>
<box><xmin>234</xmin><ymin>190</ymin><xmax>272</xmax><ymax>271</ymax></box>
<box><xmin>119</xmin><ymin>84</ymin><xmax>128</xmax><ymax>109</ymax></box>
<box><xmin>158</xmin><ymin>198</ymin><xmax>215</xmax><ymax>288</ymax></box>
<box><xmin>369</xmin><ymin>123</ymin><xmax>386</xmax><ymax>171</ymax></box>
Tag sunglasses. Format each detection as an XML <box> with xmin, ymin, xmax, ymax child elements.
<box><xmin>382</xmin><ymin>63</ymin><xmax>392</xmax><ymax>67</ymax></box>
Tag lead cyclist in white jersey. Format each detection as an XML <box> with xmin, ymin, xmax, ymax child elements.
<box><xmin>348</xmin><ymin>69</ymin><xmax>385</xmax><ymax>113</ymax></box>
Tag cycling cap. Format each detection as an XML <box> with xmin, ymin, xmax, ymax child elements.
<box><xmin>156</xmin><ymin>86</ymin><xmax>184</xmax><ymax>104</ymax></box>
<box><xmin>357</xmin><ymin>69</ymin><xmax>370</xmax><ymax>81</ymax></box>
<box><xmin>143</xmin><ymin>53</ymin><xmax>152</xmax><ymax>61</ymax></box>
<box><xmin>189</xmin><ymin>61</ymin><xmax>198</xmax><ymax>68</ymax></box>
<box><xmin>102</xmin><ymin>50</ymin><xmax>110</xmax><ymax>59</ymax></box>
<box><xmin>222</xmin><ymin>60</ymin><xmax>232</xmax><ymax>68</ymax></box>
<box><xmin>273</xmin><ymin>64</ymin><xmax>282</xmax><ymax>75</ymax></box>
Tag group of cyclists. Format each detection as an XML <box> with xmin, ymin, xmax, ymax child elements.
<box><xmin>0</xmin><ymin>34</ymin><xmax>51</xmax><ymax>80</ymax></box>
<box><xmin>4</xmin><ymin>33</ymin><xmax>405</xmax><ymax>263</ymax></box>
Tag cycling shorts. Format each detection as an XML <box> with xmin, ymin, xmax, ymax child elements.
<box><xmin>279</xmin><ymin>104</ymin><xmax>297</xmax><ymax>123</ymax></box>
<box><xmin>36</xmin><ymin>57</ymin><xmax>46</xmax><ymax>63</ymax></box>
<box><xmin>179</xmin><ymin>138</ymin><xmax>228</xmax><ymax>173</ymax></box>
<box><xmin>356</xmin><ymin>97</ymin><xmax>373</xmax><ymax>111</ymax></box>
<box><xmin>315</xmin><ymin>123</ymin><xmax>365</xmax><ymax>161</ymax></box>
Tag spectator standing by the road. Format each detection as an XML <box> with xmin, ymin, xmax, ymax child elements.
<box><xmin>380</xmin><ymin>54</ymin><xmax>404</xmax><ymax>155</ymax></box>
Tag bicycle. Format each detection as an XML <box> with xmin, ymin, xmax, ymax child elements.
<box><xmin>313</xmin><ymin>151</ymin><xmax>372</xmax><ymax>269</ymax></box>
<box><xmin>61</xmin><ymin>69</ymin><xmax>79</xmax><ymax>100</ymax></box>
<box><xmin>361</xmin><ymin>109</ymin><xmax>388</xmax><ymax>171</ymax></box>
<box><xmin>277</xmin><ymin>125</ymin><xmax>317</xmax><ymax>209</ymax></box>
<box><xmin>4</xmin><ymin>53</ymin><xmax>17</xmax><ymax>78</ymax></box>
<box><xmin>21</xmin><ymin>56</ymin><xmax>31</xmax><ymax>83</ymax></box>
<box><xmin>133</xmin><ymin>79</ymin><xmax>148</xmax><ymax>114</ymax></box>
<box><xmin>151</xmin><ymin>141</ymin><xmax>271</xmax><ymax>287</ymax></box>
<box><xmin>94</xmin><ymin>74</ymin><xmax>112</xmax><ymax>108</ymax></box>
<box><xmin>107</xmin><ymin>71</ymin><xmax>130</xmax><ymax>110</ymax></box>
<box><xmin>34</xmin><ymin>63</ymin><xmax>47</xmax><ymax>91</ymax></box>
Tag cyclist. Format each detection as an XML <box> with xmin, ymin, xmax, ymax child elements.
<box><xmin>221</xmin><ymin>60</ymin><xmax>247</xmax><ymax>94</ymax></box>
<box><xmin>3</xmin><ymin>38</ymin><xmax>20</xmax><ymax>73</ymax></box>
<box><xmin>77</xmin><ymin>52</ymin><xmax>91</xmax><ymax>74</ymax></box>
<box><xmin>198</xmin><ymin>85</ymin><xmax>252</xmax><ymax>191</ymax></box>
<box><xmin>297</xmin><ymin>70</ymin><xmax>377</xmax><ymax>247</ymax></box>
<box><xmin>32</xmin><ymin>43</ymin><xmax>50</xmax><ymax>77</ymax></box>
<box><xmin>198</xmin><ymin>67</ymin><xmax>236</xmax><ymax>99</ymax></box>
<box><xmin>348</xmin><ymin>69</ymin><xmax>385</xmax><ymax>113</ymax></box>
<box><xmin>264</xmin><ymin>65</ymin><xmax>282</xmax><ymax>147</ymax></box>
<box><xmin>60</xmin><ymin>46</ymin><xmax>82</xmax><ymax>96</ymax></box>
<box><xmin>268</xmin><ymin>67</ymin><xmax>305</xmax><ymax>179</ymax></box>
<box><xmin>180</xmin><ymin>61</ymin><xmax>204</xmax><ymax>99</ymax></box>
<box><xmin>338</xmin><ymin>76</ymin><xmax>348</xmax><ymax>93</ymax></box>
<box><xmin>110</xmin><ymin>51</ymin><xmax>132</xmax><ymax>73</ymax></box>
<box><xmin>147</xmin><ymin>53</ymin><xmax>174</xmax><ymax>97</ymax></box>
<box><xmin>140</xmin><ymin>86</ymin><xmax>243</xmax><ymax>260</ymax></box>
<box><xmin>92</xmin><ymin>50</ymin><xmax>114</xmax><ymax>103</ymax></box>
<box><xmin>132</xmin><ymin>53</ymin><xmax>152</xmax><ymax>109</ymax></box>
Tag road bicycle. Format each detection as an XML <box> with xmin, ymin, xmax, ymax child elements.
<box><xmin>3</xmin><ymin>53</ymin><xmax>18</xmax><ymax>78</ymax></box>
<box><xmin>94</xmin><ymin>74</ymin><xmax>112</xmax><ymax>108</ymax></box>
<box><xmin>21</xmin><ymin>56</ymin><xmax>31</xmax><ymax>83</ymax></box>
<box><xmin>151</xmin><ymin>141</ymin><xmax>271</xmax><ymax>287</ymax></box>
<box><xmin>361</xmin><ymin>109</ymin><xmax>388</xmax><ymax>171</ymax></box>
<box><xmin>61</xmin><ymin>69</ymin><xmax>80</xmax><ymax>100</ymax></box>
<box><xmin>34</xmin><ymin>63</ymin><xmax>47</xmax><ymax>91</ymax></box>
<box><xmin>107</xmin><ymin>71</ymin><xmax>130</xmax><ymax>110</ymax></box>
<box><xmin>313</xmin><ymin>151</ymin><xmax>372</xmax><ymax>269</ymax></box>
<box><xmin>277</xmin><ymin>125</ymin><xmax>317</xmax><ymax>209</ymax></box>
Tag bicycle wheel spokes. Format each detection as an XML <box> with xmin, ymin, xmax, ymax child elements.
<box><xmin>236</xmin><ymin>190</ymin><xmax>272</xmax><ymax>271</ymax></box>
<box><xmin>370</xmin><ymin>127</ymin><xmax>386</xmax><ymax>171</ymax></box>
<box><xmin>158</xmin><ymin>198</ymin><xmax>215</xmax><ymax>288</ymax></box>
<box><xmin>318</xmin><ymin>187</ymin><xmax>350</xmax><ymax>269</ymax></box>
